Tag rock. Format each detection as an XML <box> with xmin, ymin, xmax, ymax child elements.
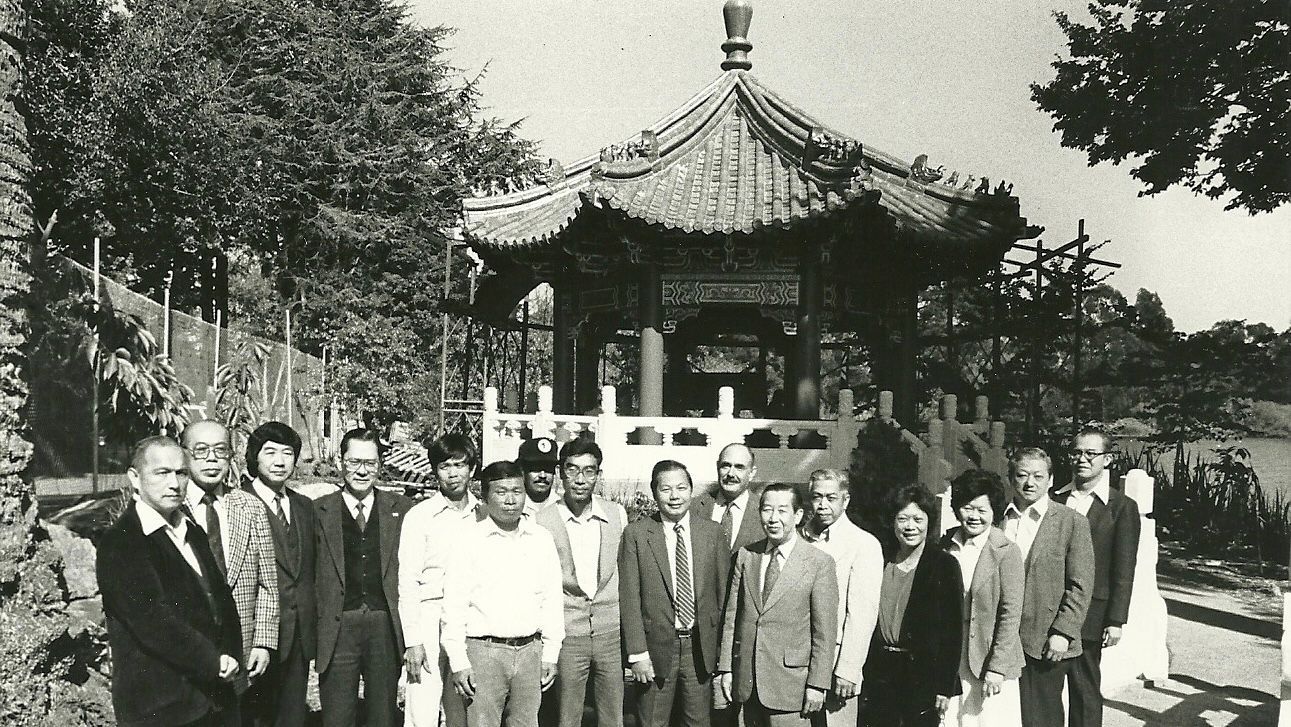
<box><xmin>46</xmin><ymin>523</ymin><xmax>98</xmax><ymax>600</ymax></box>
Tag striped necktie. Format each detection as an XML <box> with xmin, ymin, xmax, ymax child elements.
<box><xmin>673</xmin><ymin>523</ymin><xmax>695</xmax><ymax>629</ymax></box>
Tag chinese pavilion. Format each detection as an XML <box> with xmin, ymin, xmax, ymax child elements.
<box><xmin>460</xmin><ymin>0</ymin><xmax>1039</xmax><ymax>427</ymax></box>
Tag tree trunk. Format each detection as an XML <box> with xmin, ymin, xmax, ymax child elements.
<box><xmin>0</xmin><ymin>2</ymin><xmax>110</xmax><ymax>722</ymax></box>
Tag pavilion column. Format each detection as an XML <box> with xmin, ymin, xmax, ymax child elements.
<box><xmin>575</xmin><ymin>324</ymin><xmax>599</xmax><ymax>413</ymax></box>
<box><xmin>638</xmin><ymin>263</ymin><xmax>664</xmax><ymax>418</ymax></box>
<box><xmin>792</xmin><ymin>244</ymin><xmax>822</xmax><ymax>420</ymax></box>
<box><xmin>552</xmin><ymin>283</ymin><xmax>575</xmax><ymax>414</ymax></box>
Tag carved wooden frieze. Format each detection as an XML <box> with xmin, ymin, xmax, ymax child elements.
<box><xmin>661</xmin><ymin>276</ymin><xmax>799</xmax><ymax>308</ymax></box>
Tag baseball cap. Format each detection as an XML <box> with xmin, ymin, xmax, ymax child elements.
<box><xmin>517</xmin><ymin>437</ymin><xmax>558</xmax><ymax>470</ymax></box>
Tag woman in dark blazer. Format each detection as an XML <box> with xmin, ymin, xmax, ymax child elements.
<box><xmin>941</xmin><ymin>469</ymin><xmax>1024</xmax><ymax>727</ymax></box>
<box><xmin>860</xmin><ymin>485</ymin><xmax>963</xmax><ymax>727</ymax></box>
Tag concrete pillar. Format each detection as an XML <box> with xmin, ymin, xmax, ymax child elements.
<box><xmin>552</xmin><ymin>284</ymin><xmax>575</xmax><ymax>414</ymax></box>
<box><xmin>792</xmin><ymin>245</ymin><xmax>822</xmax><ymax>419</ymax></box>
<box><xmin>638</xmin><ymin>264</ymin><xmax>664</xmax><ymax>417</ymax></box>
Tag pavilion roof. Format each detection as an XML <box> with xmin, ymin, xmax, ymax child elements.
<box><xmin>462</xmin><ymin>34</ymin><xmax>1035</xmax><ymax>251</ymax></box>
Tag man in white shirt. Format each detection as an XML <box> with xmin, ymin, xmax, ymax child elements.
<box><xmin>518</xmin><ymin>437</ymin><xmax>560</xmax><ymax>518</ymax></box>
<box><xmin>799</xmin><ymin>469</ymin><xmax>882</xmax><ymax>727</ymax></box>
<box><xmin>98</xmin><ymin>436</ymin><xmax>242</xmax><ymax>726</ymax></box>
<box><xmin>399</xmin><ymin>433</ymin><xmax>483</xmax><ymax>727</ymax></box>
<box><xmin>1003</xmin><ymin>447</ymin><xmax>1094</xmax><ymax>727</ymax></box>
<box><xmin>534</xmin><ymin>439</ymin><xmax>627</xmax><ymax>727</ymax></box>
<box><xmin>444</xmin><ymin>460</ymin><xmax>565</xmax><ymax>727</ymax></box>
<box><xmin>181</xmin><ymin>420</ymin><xmax>278</xmax><ymax>700</ymax></box>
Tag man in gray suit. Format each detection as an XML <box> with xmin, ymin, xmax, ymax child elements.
<box><xmin>691</xmin><ymin>443</ymin><xmax>764</xmax><ymax>555</ymax></box>
<box><xmin>534</xmin><ymin>439</ymin><xmax>627</xmax><ymax>727</ymax></box>
<box><xmin>620</xmin><ymin>460</ymin><xmax>730</xmax><ymax>727</ymax></box>
<box><xmin>718</xmin><ymin>483</ymin><xmax>838</xmax><ymax>727</ymax></box>
<box><xmin>1003</xmin><ymin>447</ymin><xmax>1095</xmax><ymax>727</ymax></box>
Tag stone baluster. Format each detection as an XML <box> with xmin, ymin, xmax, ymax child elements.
<box><xmin>833</xmin><ymin>389</ymin><xmax>858</xmax><ymax>470</ymax></box>
<box><xmin>718</xmin><ymin>386</ymin><xmax>735</xmax><ymax>419</ymax></box>
<box><xmin>878</xmin><ymin>390</ymin><xmax>894</xmax><ymax>420</ymax></box>
<box><xmin>974</xmin><ymin>395</ymin><xmax>990</xmax><ymax>435</ymax></box>
<box><xmin>532</xmin><ymin>384</ymin><xmax>556</xmax><ymax>440</ymax></box>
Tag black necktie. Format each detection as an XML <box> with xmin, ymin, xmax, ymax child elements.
<box><xmin>355</xmin><ymin>501</ymin><xmax>367</xmax><ymax>533</ymax></box>
<box><xmin>201</xmin><ymin>492</ymin><xmax>228</xmax><ymax>579</ymax></box>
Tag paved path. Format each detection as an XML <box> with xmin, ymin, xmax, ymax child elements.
<box><xmin>1105</xmin><ymin>577</ymin><xmax>1280</xmax><ymax>726</ymax></box>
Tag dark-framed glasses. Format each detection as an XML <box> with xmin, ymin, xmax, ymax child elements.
<box><xmin>1070</xmin><ymin>449</ymin><xmax>1110</xmax><ymax>461</ymax></box>
<box><xmin>562</xmin><ymin>464</ymin><xmax>600</xmax><ymax>480</ymax></box>
<box><xmin>187</xmin><ymin>444</ymin><xmax>231</xmax><ymax>460</ymax></box>
<box><xmin>343</xmin><ymin>458</ymin><xmax>380</xmax><ymax>472</ymax></box>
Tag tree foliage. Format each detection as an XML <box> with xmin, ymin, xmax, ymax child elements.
<box><xmin>1032</xmin><ymin>0</ymin><xmax>1290</xmax><ymax>213</ymax></box>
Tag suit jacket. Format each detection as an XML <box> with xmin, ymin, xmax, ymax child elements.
<box><xmin>718</xmin><ymin>538</ymin><xmax>839</xmax><ymax>712</ymax></box>
<box><xmin>864</xmin><ymin>545</ymin><xmax>964</xmax><ymax>699</ymax></box>
<box><xmin>208</xmin><ymin>489</ymin><xmax>280</xmax><ymax>695</ymax></box>
<box><xmin>1017</xmin><ymin>500</ymin><xmax>1095</xmax><ymax>660</ymax></box>
<box><xmin>802</xmin><ymin>516</ymin><xmax>883</xmax><ymax>687</ymax></box>
<box><xmin>534</xmin><ymin>496</ymin><xmax>627</xmax><ymax>639</ymax></box>
<box><xmin>242</xmin><ymin>482</ymin><xmax>318</xmax><ymax>662</ymax></box>
<box><xmin>314</xmin><ymin>488</ymin><xmax>414</xmax><ymax>673</ymax></box>
<box><xmin>98</xmin><ymin>504</ymin><xmax>242</xmax><ymax>727</ymax></box>
<box><xmin>619</xmin><ymin>514</ymin><xmax>730</xmax><ymax>677</ymax></box>
<box><xmin>1053</xmin><ymin>482</ymin><xmax>1141</xmax><ymax>639</ymax></box>
<box><xmin>691</xmin><ymin>486</ymin><xmax>763</xmax><ymax>554</ymax></box>
<box><xmin>942</xmin><ymin>527</ymin><xmax>1023</xmax><ymax>680</ymax></box>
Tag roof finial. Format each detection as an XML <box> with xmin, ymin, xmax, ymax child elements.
<box><xmin>721</xmin><ymin>0</ymin><xmax>753</xmax><ymax>71</ymax></box>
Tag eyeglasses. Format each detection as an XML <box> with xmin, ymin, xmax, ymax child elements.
<box><xmin>562</xmin><ymin>464</ymin><xmax>600</xmax><ymax>480</ymax></box>
<box><xmin>186</xmin><ymin>444</ymin><xmax>231</xmax><ymax>460</ymax></box>
<box><xmin>343</xmin><ymin>458</ymin><xmax>380</xmax><ymax>471</ymax></box>
<box><xmin>1070</xmin><ymin>450</ymin><xmax>1110</xmax><ymax>460</ymax></box>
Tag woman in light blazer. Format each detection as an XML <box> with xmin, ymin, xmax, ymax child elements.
<box><xmin>941</xmin><ymin>468</ymin><xmax>1024</xmax><ymax>727</ymax></box>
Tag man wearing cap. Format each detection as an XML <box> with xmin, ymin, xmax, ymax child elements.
<box><xmin>519</xmin><ymin>437</ymin><xmax>561</xmax><ymax>518</ymax></box>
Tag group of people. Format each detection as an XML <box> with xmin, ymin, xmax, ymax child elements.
<box><xmin>98</xmin><ymin>419</ymin><xmax>1139</xmax><ymax>727</ymax></box>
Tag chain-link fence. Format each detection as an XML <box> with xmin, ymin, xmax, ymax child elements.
<box><xmin>30</xmin><ymin>254</ymin><xmax>328</xmax><ymax>501</ymax></box>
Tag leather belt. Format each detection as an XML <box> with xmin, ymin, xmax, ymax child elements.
<box><xmin>468</xmin><ymin>633</ymin><xmax>540</xmax><ymax>647</ymax></box>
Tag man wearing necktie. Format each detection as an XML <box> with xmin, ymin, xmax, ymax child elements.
<box><xmin>692</xmin><ymin>444</ymin><xmax>765</xmax><ymax>557</ymax></box>
<box><xmin>98</xmin><ymin>436</ymin><xmax>242</xmax><ymax>726</ymax></box>
<box><xmin>314</xmin><ymin>428</ymin><xmax>414</xmax><ymax>727</ymax></box>
<box><xmin>242</xmin><ymin>421</ymin><xmax>319</xmax><ymax>727</ymax></box>
<box><xmin>718</xmin><ymin>483</ymin><xmax>839</xmax><ymax>727</ymax></box>
<box><xmin>182</xmin><ymin>420</ymin><xmax>279</xmax><ymax>704</ymax></box>
<box><xmin>619</xmin><ymin>460</ymin><xmax>730</xmax><ymax>727</ymax></box>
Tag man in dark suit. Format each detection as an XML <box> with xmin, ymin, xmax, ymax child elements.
<box><xmin>98</xmin><ymin>436</ymin><xmax>242</xmax><ymax>727</ymax></box>
<box><xmin>1004</xmin><ymin>447</ymin><xmax>1095</xmax><ymax>727</ymax></box>
<box><xmin>718</xmin><ymin>483</ymin><xmax>838</xmax><ymax>727</ymax></box>
<box><xmin>242</xmin><ymin>421</ymin><xmax>318</xmax><ymax>727</ymax></box>
<box><xmin>691</xmin><ymin>444</ymin><xmax>764</xmax><ymax>556</ymax></box>
<box><xmin>315</xmin><ymin>428</ymin><xmax>414</xmax><ymax>727</ymax></box>
<box><xmin>1053</xmin><ymin>428</ymin><xmax>1141</xmax><ymax>727</ymax></box>
<box><xmin>620</xmin><ymin>460</ymin><xmax>731</xmax><ymax>727</ymax></box>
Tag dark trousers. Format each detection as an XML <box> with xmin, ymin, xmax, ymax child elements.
<box><xmin>1068</xmin><ymin>639</ymin><xmax>1104</xmax><ymax>727</ymax></box>
<box><xmin>184</xmin><ymin>704</ymin><xmax>240</xmax><ymax>727</ymax></box>
<box><xmin>320</xmin><ymin>608</ymin><xmax>401</xmax><ymax>727</ymax></box>
<box><xmin>634</xmin><ymin>634</ymin><xmax>711</xmax><ymax>727</ymax></box>
<box><xmin>859</xmin><ymin>648</ymin><xmax>938</xmax><ymax>727</ymax></box>
<box><xmin>243</xmin><ymin>634</ymin><xmax>308</xmax><ymax>727</ymax></box>
<box><xmin>1020</xmin><ymin>654</ymin><xmax>1071</xmax><ymax>727</ymax></box>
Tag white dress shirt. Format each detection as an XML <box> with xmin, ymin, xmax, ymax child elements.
<box><xmin>135</xmin><ymin>499</ymin><xmax>203</xmax><ymax>577</ymax></box>
<box><xmin>250</xmin><ymin>478</ymin><xmax>292</xmax><ymax>525</ymax></box>
<box><xmin>710</xmin><ymin>488</ymin><xmax>751</xmax><ymax>550</ymax></box>
<box><xmin>441</xmin><ymin>516</ymin><xmax>565</xmax><ymax>672</ymax></box>
<box><xmin>1003</xmin><ymin>495</ymin><xmax>1050</xmax><ymax>560</ymax></box>
<box><xmin>947</xmin><ymin>528</ymin><xmax>991</xmax><ymax>592</ymax></box>
<box><xmin>1056</xmin><ymin>471</ymin><xmax>1110</xmax><ymax>517</ymax></box>
<box><xmin>183</xmin><ymin>484</ymin><xmax>230</xmax><ymax>565</ymax></box>
<box><xmin>761</xmin><ymin>533</ymin><xmax>797</xmax><ymax>584</ymax></box>
<box><xmin>557</xmin><ymin>500</ymin><xmax>607</xmax><ymax>598</ymax></box>
<box><xmin>341</xmin><ymin>489</ymin><xmax>375</xmax><ymax>522</ymax></box>
<box><xmin>397</xmin><ymin>492</ymin><xmax>482</xmax><ymax>648</ymax></box>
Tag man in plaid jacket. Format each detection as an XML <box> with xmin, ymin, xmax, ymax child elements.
<box><xmin>182</xmin><ymin>420</ymin><xmax>280</xmax><ymax>699</ymax></box>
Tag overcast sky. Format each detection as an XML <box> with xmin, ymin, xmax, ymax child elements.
<box><xmin>409</xmin><ymin>0</ymin><xmax>1290</xmax><ymax>334</ymax></box>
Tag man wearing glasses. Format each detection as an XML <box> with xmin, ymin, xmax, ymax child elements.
<box><xmin>533</xmin><ymin>439</ymin><xmax>628</xmax><ymax>727</ymax></box>
<box><xmin>1052</xmin><ymin>428</ymin><xmax>1140</xmax><ymax>727</ymax></box>
<box><xmin>242</xmin><ymin>420</ymin><xmax>319</xmax><ymax>727</ymax></box>
<box><xmin>182</xmin><ymin>421</ymin><xmax>279</xmax><ymax>709</ymax></box>
<box><xmin>519</xmin><ymin>436</ymin><xmax>561</xmax><ymax>517</ymax></box>
<box><xmin>314</xmin><ymin>428</ymin><xmax>414</xmax><ymax>727</ymax></box>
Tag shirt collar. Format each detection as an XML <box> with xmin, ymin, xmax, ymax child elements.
<box><xmin>481</xmin><ymin>514</ymin><xmax>535</xmax><ymax>538</ymax></box>
<box><xmin>558</xmin><ymin>497</ymin><xmax>606</xmax><ymax>524</ymax></box>
<box><xmin>664</xmin><ymin>512</ymin><xmax>692</xmax><ymax>532</ymax></box>
<box><xmin>769</xmin><ymin>533</ymin><xmax>797</xmax><ymax>560</ymax></box>
<box><xmin>719</xmin><ymin>487</ymin><xmax>751</xmax><ymax>512</ymax></box>
<box><xmin>184</xmin><ymin>483</ymin><xmax>223</xmax><ymax>510</ymax></box>
<box><xmin>1058</xmin><ymin>470</ymin><xmax>1111</xmax><ymax>504</ymax></box>
<box><xmin>1005</xmin><ymin>494</ymin><xmax>1050</xmax><ymax>521</ymax></box>
<box><xmin>428</xmin><ymin>490</ymin><xmax>477</xmax><ymax>516</ymax></box>
<box><xmin>951</xmin><ymin>527</ymin><xmax>990</xmax><ymax>550</ymax></box>
<box><xmin>135</xmin><ymin>499</ymin><xmax>185</xmax><ymax>537</ymax></box>
<box><xmin>251</xmin><ymin>478</ymin><xmax>287</xmax><ymax>504</ymax></box>
<box><xmin>342</xmin><ymin>489</ymin><xmax>375</xmax><ymax>516</ymax></box>
<box><xmin>803</xmin><ymin>516</ymin><xmax>842</xmax><ymax>542</ymax></box>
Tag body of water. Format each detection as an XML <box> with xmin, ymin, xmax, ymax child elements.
<box><xmin>1121</xmin><ymin>437</ymin><xmax>1291</xmax><ymax>503</ymax></box>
